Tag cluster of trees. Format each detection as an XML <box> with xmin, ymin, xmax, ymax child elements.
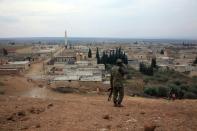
<box><xmin>96</xmin><ymin>47</ymin><xmax>128</xmax><ymax>65</ymax></box>
<box><xmin>139</xmin><ymin>63</ymin><xmax>154</xmax><ymax>76</ymax></box>
<box><xmin>139</xmin><ymin>58</ymin><xmax>157</xmax><ymax>76</ymax></box>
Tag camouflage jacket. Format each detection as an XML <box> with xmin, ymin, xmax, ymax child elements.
<box><xmin>110</xmin><ymin>64</ymin><xmax>128</xmax><ymax>88</ymax></box>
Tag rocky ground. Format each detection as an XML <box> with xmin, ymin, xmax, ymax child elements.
<box><xmin>0</xmin><ymin>93</ymin><xmax>197</xmax><ymax>131</ymax></box>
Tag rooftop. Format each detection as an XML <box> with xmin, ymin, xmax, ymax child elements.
<box><xmin>8</xmin><ymin>61</ymin><xmax>30</xmax><ymax>65</ymax></box>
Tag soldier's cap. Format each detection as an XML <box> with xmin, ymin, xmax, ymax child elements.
<box><xmin>116</xmin><ymin>59</ymin><xmax>123</xmax><ymax>64</ymax></box>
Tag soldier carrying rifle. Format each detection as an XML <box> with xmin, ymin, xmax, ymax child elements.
<box><xmin>109</xmin><ymin>59</ymin><xmax>128</xmax><ymax>107</ymax></box>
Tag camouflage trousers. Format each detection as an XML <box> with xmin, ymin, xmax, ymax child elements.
<box><xmin>113</xmin><ymin>86</ymin><xmax>124</xmax><ymax>105</ymax></box>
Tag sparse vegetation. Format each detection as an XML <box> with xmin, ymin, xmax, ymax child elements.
<box><xmin>143</xmin><ymin>79</ymin><xmax>197</xmax><ymax>99</ymax></box>
<box><xmin>139</xmin><ymin>62</ymin><xmax>153</xmax><ymax>76</ymax></box>
<box><xmin>126</xmin><ymin>66</ymin><xmax>197</xmax><ymax>99</ymax></box>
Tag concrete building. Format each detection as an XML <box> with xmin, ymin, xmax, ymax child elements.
<box><xmin>173</xmin><ymin>65</ymin><xmax>197</xmax><ymax>72</ymax></box>
<box><xmin>0</xmin><ymin>57</ymin><xmax>8</xmax><ymax>65</ymax></box>
<box><xmin>8</xmin><ymin>61</ymin><xmax>30</xmax><ymax>71</ymax></box>
<box><xmin>157</xmin><ymin>57</ymin><xmax>174</xmax><ymax>65</ymax></box>
<box><xmin>0</xmin><ymin>61</ymin><xmax>30</xmax><ymax>74</ymax></box>
<box><xmin>54</xmin><ymin>56</ymin><xmax>76</xmax><ymax>64</ymax></box>
<box><xmin>80</xmin><ymin>75</ymin><xmax>102</xmax><ymax>81</ymax></box>
<box><xmin>0</xmin><ymin>68</ymin><xmax>19</xmax><ymax>75</ymax></box>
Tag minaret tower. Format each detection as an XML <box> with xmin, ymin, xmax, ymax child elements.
<box><xmin>65</xmin><ymin>30</ymin><xmax>68</xmax><ymax>49</ymax></box>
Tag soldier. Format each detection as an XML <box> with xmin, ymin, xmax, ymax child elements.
<box><xmin>110</xmin><ymin>59</ymin><xmax>128</xmax><ymax>107</ymax></box>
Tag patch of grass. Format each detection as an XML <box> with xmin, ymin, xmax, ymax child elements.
<box><xmin>127</xmin><ymin>66</ymin><xmax>142</xmax><ymax>79</ymax></box>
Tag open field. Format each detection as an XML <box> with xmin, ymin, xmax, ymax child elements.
<box><xmin>0</xmin><ymin>45</ymin><xmax>31</xmax><ymax>51</ymax></box>
<box><xmin>15</xmin><ymin>46</ymin><xmax>32</xmax><ymax>54</ymax></box>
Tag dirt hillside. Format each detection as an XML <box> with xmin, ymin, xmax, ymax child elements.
<box><xmin>0</xmin><ymin>94</ymin><xmax>197</xmax><ymax>131</ymax></box>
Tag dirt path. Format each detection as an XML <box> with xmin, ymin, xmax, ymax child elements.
<box><xmin>27</xmin><ymin>62</ymin><xmax>43</xmax><ymax>75</ymax></box>
<box><xmin>0</xmin><ymin>94</ymin><xmax>197</xmax><ymax>131</ymax></box>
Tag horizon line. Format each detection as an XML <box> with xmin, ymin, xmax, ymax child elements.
<box><xmin>0</xmin><ymin>36</ymin><xmax>197</xmax><ymax>41</ymax></box>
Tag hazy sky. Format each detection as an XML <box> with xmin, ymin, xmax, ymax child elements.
<box><xmin>0</xmin><ymin>0</ymin><xmax>197</xmax><ymax>39</ymax></box>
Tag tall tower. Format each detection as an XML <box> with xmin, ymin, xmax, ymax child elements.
<box><xmin>65</xmin><ymin>30</ymin><xmax>68</xmax><ymax>48</ymax></box>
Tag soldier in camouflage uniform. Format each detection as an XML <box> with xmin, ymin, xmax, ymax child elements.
<box><xmin>110</xmin><ymin>59</ymin><xmax>128</xmax><ymax>107</ymax></box>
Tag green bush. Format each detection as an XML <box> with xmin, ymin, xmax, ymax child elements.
<box><xmin>155</xmin><ymin>76</ymin><xmax>169</xmax><ymax>82</ymax></box>
<box><xmin>168</xmin><ymin>84</ymin><xmax>181</xmax><ymax>95</ymax></box>
<box><xmin>184</xmin><ymin>92</ymin><xmax>197</xmax><ymax>99</ymax></box>
<box><xmin>174</xmin><ymin>80</ymin><xmax>182</xmax><ymax>86</ymax></box>
<box><xmin>144</xmin><ymin>86</ymin><xmax>169</xmax><ymax>97</ymax></box>
<box><xmin>157</xmin><ymin>86</ymin><xmax>169</xmax><ymax>97</ymax></box>
<box><xmin>180</xmin><ymin>84</ymin><xmax>189</xmax><ymax>91</ymax></box>
<box><xmin>188</xmin><ymin>86</ymin><xmax>197</xmax><ymax>95</ymax></box>
<box><xmin>144</xmin><ymin>87</ymin><xmax>157</xmax><ymax>96</ymax></box>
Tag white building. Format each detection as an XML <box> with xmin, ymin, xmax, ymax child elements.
<box><xmin>80</xmin><ymin>75</ymin><xmax>102</xmax><ymax>81</ymax></box>
<box><xmin>7</xmin><ymin>61</ymin><xmax>30</xmax><ymax>71</ymax></box>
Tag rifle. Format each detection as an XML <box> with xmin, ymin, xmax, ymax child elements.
<box><xmin>108</xmin><ymin>87</ymin><xmax>113</xmax><ymax>101</ymax></box>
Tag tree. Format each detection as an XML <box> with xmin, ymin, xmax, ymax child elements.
<box><xmin>99</xmin><ymin>47</ymin><xmax>128</xmax><ymax>65</ymax></box>
<box><xmin>96</xmin><ymin>48</ymin><xmax>100</xmax><ymax>64</ymax></box>
<box><xmin>96</xmin><ymin>48</ymin><xmax>99</xmax><ymax>58</ymax></box>
<box><xmin>194</xmin><ymin>57</ymin><xmax>197</xmax><ymax>64</ymax></box>
<box><xmin>88</xmin><ymin>48</ymin><xmax>92</xmax><ymax>58</ymax></box>
<box><xmin>151</xmin><ymin>58</ymin><xmax>157</xmax><ymax>68</ymax></box>
<box><xmin>124</xmin><ymin>55</ymin><xmax>128</xmax><ymax>65</ymax></box>
<box><xmin>2</xmin><ymin>48</ymin><xmax>8</xmax><ymax>56</ymax></box>
<box><xmin>139</xmin><ymin>62</ymin><xmax>154</xmax><ymax>76</ymax></box>
<box><xmin>160</xmin><ymin>49</ymin><xmax>164</xmax><ymax>55</ymax></box>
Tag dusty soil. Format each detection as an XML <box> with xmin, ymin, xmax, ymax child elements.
<box><xmin>190</xmin><ymin>71</ymin><xmax>197</xmax><ymax>77</ymax></box>
<box><xmin>15</xmin><ymin>46</ymin><xmax>32</xmax><ymax>54</ymax></box>
<box><xmin>27</xmin><ymin>62</ymin><xmax>44</xmax><ymax>76</ymax></box>
<box><xmin>0</xmin><ymin>75</ymin><xmax>197</xmax><ymax>131</ymax></box>
<box><xmin>0</xmin><ymin>95</ymin><xmax>197</xmax><ymax>131</ymax></box>
<box><xmin>0</xmin><ymin>62</ymin><xmax>197</xmax><ymax>131</ymax></box>
<box><xmin>0</xmin><ymin>75</ymin><xmax>36</xmax><ymax>95</ymax></box>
